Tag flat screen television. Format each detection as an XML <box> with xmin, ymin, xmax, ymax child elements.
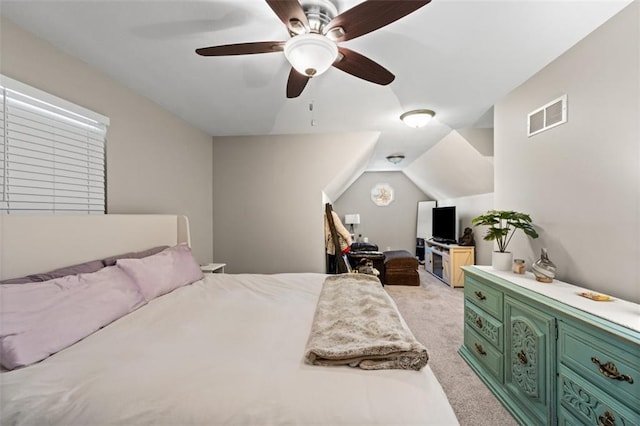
<box><xmin>432</xmin><ymin>206</ymin><xmax>457</xmax><ymax>244</ymax></box>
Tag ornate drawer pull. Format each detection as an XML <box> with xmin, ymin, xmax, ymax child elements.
<box><xmin>475</xmin><ymin>343</ymin><xmax>487</xmax><ymax>356</ymax></box>
<box><xmin>474</xmin><ymin>291</ymin><xmax>486</xmax><ymax>301</ymax></box>
<box><xmin>591</xmin><ymin>357</ymin><xmax>634</xmax><ymax>384</ymax></box>
<box><xmin>598</xmin><ymin>411</ymin><xmax>615</xmax><ymax>426</ymax></box>
<box><xmin>517</xmin><ymin>349</ymin><xmax>528</xmax><ymax>365</ymax></box>
<box><xmin>475</xmin><ymin>317</ymin><xmax>483</xmax><ymax>329</ymax></box>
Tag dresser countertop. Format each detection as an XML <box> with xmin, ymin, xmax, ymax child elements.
<box><xmin>471</xmin><ymin>265</ymin><xmax>640</xmax><ymax>334</ymax></box>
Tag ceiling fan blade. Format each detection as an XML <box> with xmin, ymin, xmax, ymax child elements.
<box><xmin>333</xmin><ymin>47</ymin><xmax>395</xmax><ymax>86</ymax></box>
<box><xmin>265</xmin><ymin>0</ymin><xmax>309</xmax><ymax>35</ymax></box>
<box><xmin>286</xmin><ymin>67</ymin><xmax>310</xmax><ymax>98</ymax></box>
<box><xmin>325</xmin><ymin>0</ymin><xmax>431</xmax><ymax>42</ymax></box>
<box><xmin>196</xmin><ymin>41</ymin><xmax>285</xmax><ymax>56</ymax></box>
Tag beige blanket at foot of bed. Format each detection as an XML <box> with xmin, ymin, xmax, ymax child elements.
<box><xmin>304</xmin><ymin>274</ymin><xmax>428</xmax><ymax>370</ymax></box>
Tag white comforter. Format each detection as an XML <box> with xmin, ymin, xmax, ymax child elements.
<box><xmin>1</xmin><ymin>273</ymin><xmax>458</xmax><ymax>425</ymax></box>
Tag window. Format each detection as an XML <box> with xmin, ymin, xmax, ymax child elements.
<box><xmin>0</xmin><ymin>75</ymin><xmax>109</xmax><ymax>214</ymax></box>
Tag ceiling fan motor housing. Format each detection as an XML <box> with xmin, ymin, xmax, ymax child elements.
<box><xmin>300</xmin><ymin>0</ymin><xmax>338</xmax><ymax>33</ymax></box>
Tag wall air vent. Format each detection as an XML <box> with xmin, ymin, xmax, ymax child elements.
<box><xmin>527</xmin><ymin>94</ymin><xmax>567</xmax><ymax>137</ymax></box>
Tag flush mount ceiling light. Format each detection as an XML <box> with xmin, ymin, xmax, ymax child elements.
<box><xmin>284</xmin><ymin>33</ymin><xmax>338</xmax><ymax>77</ymax></box>
<box><xmin>386</xmin><ymin>154</ymin><xmax>405</xmax><ymax>165</ymax></box>
<box><xmin>400</xmin><ymin>109</ymin><xmax>436</xmax><ymax>128</ymax></box>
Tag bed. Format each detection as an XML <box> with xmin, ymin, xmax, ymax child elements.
<box><xmin>0</xmin><ymin>214</ymin><xmax>458</xmax><ymax>425</ymax></box>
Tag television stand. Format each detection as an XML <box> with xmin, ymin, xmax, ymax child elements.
<box><xmin>424</xmin><ymin>240</ymin><xmax>474</xmax><ymax>287</ymax></box>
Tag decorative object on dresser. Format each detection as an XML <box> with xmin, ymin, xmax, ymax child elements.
<box><xmin>471</xmin><ymin>210</ymin><xmax>539</xmax><ymax>271</ymax></box>
<box><xmin>512</xmin><ymin>259</ymin><xmax>526</xmax><ymax>275</ymax></box>
<box><xmin>458</xmin><ymin>266</ymin><xmax>639</xmax><ymax>426</ymax></box>
<box><xmin>424</xmin><ymin>240</ymin><xmax>474</xmax><ymax>288</ymax></box>
<box><xmin>532</xmin><ymin>248</ymin><xmax>556</xmax><ymax>283</ymax></box>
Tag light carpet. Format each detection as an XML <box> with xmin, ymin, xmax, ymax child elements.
<box><xmin>386</xmin><ymin>268</ymin><xmax>518</xmax><ymax>426</ymax></box>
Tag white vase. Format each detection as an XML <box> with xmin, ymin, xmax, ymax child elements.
<box><xmin>492</xmin><ymin>251</ymin><xmax>513</xmax><ymax>271</ymax></box>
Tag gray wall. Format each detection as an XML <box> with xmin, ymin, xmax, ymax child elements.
<box><xmin>0</xmin><ymin>17</ymin><xmax>214</xmax><ymax>263</ymax></box>
<box><xmin>212</xmin><ymin>132</ymin><xmax>378</xmax><ymax>274</ymax></box>
<box><xmin>494</xmin><ymin>2</ymin><xmax>639</xmax><ymax>303</ymax></box>
<box><xmin>334</xmin><ymin>171</ymin><xmax>430</xmax><ymax>254</ymax></box>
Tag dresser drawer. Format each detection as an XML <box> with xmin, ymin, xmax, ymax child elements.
<box><xmin>464</xmin><ymin>276</ymin><xmax>503</xmax><ymax>320</ymax></box>
<box><xmin>464</xmin><ymin>325</ymin><xmax>504</xmax><ymax>383</ymax></box>
<box><xmin>464</xmin><ymin>302</ymin><xmax>503</xmax><ymax>350</ymax></box>
<box><xmin>558</xmin><ymin>321</ymin><xmax>639</xmax><ymax>411</ymax></box>
<box><xmin>558</xmin><ymin>402</ymin><xmax>638</xmax><ymax>426</ymax></box>
<box><xmin>558</xmin><ymin>369</ymin><xmax>639</xmax><ymax>426</ymax></box>
<box><xmin>557</xmin><ymin>405</ymin><xmax>588</xmax><ymax>426</ymax></box>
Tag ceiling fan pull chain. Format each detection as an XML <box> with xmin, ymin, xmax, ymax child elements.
<box><xmin>310</xmin><ymin>100</ymin><xmax>317</xmax><ymax>127</ymax></box>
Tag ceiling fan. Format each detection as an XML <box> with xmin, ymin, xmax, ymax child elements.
<box><xmin>196</xmin><ymin>0</ymin><xmax>431</xmax><ymax>98</ymax></box>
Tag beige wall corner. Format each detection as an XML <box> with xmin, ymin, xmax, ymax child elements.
<box><xmin>212</xmin><ymin>132</ymin><xmax>376</xmax><ymax>273</ymax></box>
<box><xmin>456</xmin><ymin>128</ymin><xmax>494</xmax><ymax>158</ymax></box>
<box><xmin>404</xmin><ymin>130</ymin><xmax>494</xmax><ymax>200</ymax></box>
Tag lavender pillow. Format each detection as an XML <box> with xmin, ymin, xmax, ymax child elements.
<box><xmin>0</xmin><ymin>276</ymin><xmax>34</xmax><ymax>284</ymax></box>
<box><xmin>0</xmin><ymin>266</ymin><xmax>146</xmax><ymax>370</ymax></box>
<box><xmin>102</xmin><ymin>246</ymin><xmax>169</xmax><ymax>267</ymax></box>
<box><xmin>116</xmin><ymin>244</ymin><xmax>203</xmax><ymax>302</ymax></box>
<box><xmin>0</xmin><ymin>259</ymin><xmax>105</xmax><ymax>284</ymax></box>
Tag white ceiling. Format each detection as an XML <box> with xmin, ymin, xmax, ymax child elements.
<box><xmin>0</xmin><ymin>0</ymin><xmax>632</xmax><ymax>171</ymax></box>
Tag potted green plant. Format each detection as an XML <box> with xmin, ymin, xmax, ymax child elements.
<box><xmin>471</xmin><ymin>210</ymin><xmax>539</xmax><ymax>271</ymax></box>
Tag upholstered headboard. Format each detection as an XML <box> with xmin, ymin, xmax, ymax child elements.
<box><xmin>0</xmin><ymin>214</ymin><xmax>190</xmax><ymax>280</ymax></box>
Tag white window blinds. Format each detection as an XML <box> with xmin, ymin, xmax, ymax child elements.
<box><xmin>0</xmin><ymin>75</ymin><xmax>109</xmax><ymax>215</ymax></box>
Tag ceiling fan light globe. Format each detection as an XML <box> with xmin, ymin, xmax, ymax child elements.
<box><xmin>400</xmin><ymin>109</ymin><xmax>436</xmax><ymax>128</ymax></box>
<box><xmin>284</xmin><ymin>33</ymin><xmax>338</xmax><ymax>78</ymax></box>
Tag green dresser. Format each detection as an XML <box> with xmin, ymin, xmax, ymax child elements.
<box><xmin>459</xmin><ymin>266</ymin><xmax>639</xmax><ymax>426</ymax></box>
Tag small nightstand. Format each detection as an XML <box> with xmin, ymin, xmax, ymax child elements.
<box><xmin>201</xmin><ymin>263</ymin><xmax>226</xmax><ymax>273</ymax></box>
